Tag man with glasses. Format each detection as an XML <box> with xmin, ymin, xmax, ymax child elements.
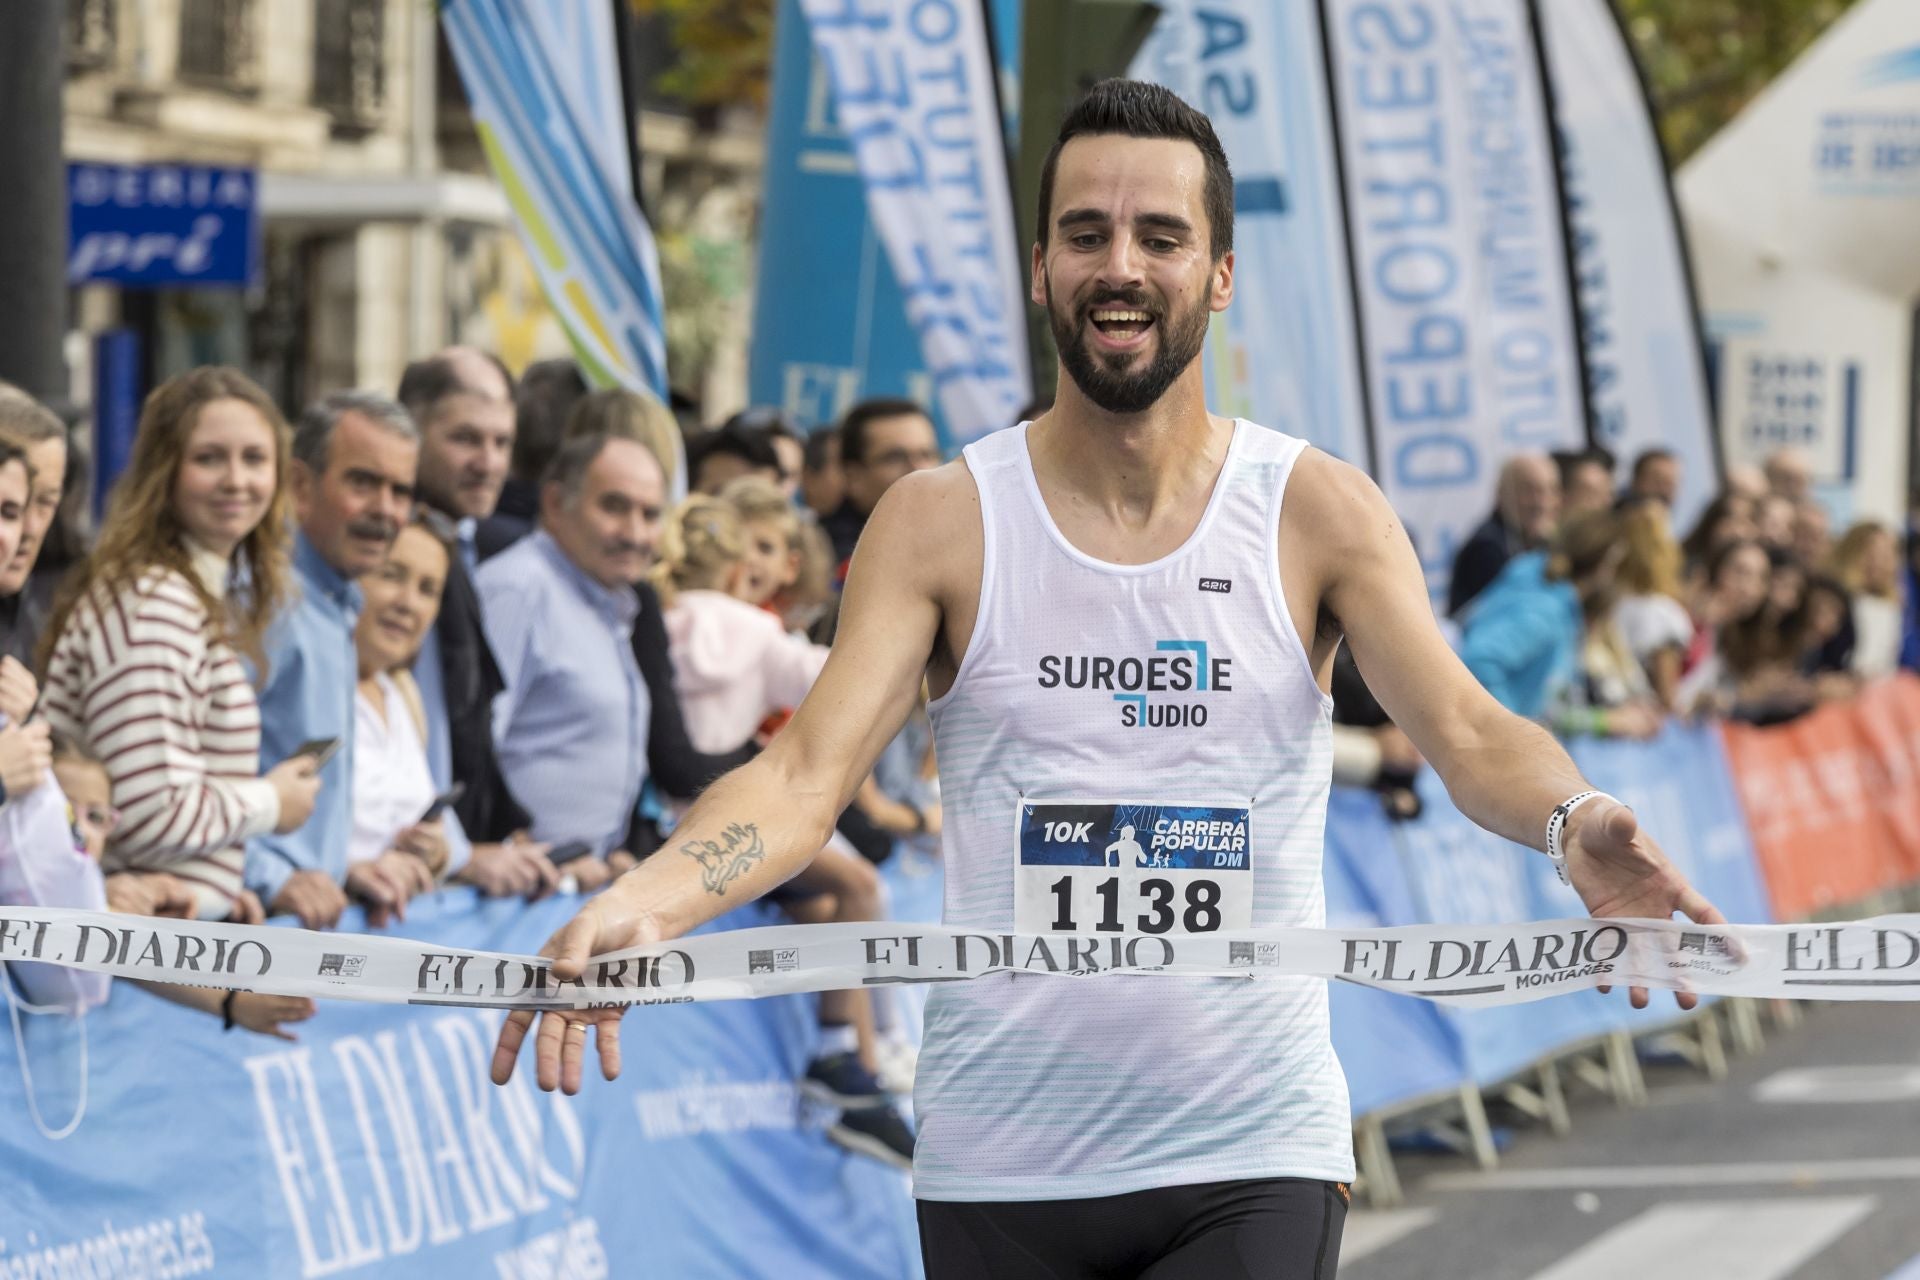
<box><xmin>821</xmin><ymin>398</ymin><xmax>943</xmax><ymax>580</ymax></box>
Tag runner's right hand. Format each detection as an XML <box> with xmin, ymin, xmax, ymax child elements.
<box><xmin>490</xmin><ymin>885</ymin><xmax>670</xmax><ymax>1094</ymax></box>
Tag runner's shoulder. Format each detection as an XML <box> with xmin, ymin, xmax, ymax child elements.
<box><xmin>861</xmin><ymin>462</ymin><xmax>981</xmax><ymax>549</ymax></box>
<box><xmin>850</xmin><ymin>461</ymin><xmax>982</xmax><ymax>588</ymax></box>
<box><xmin>1285</xmin><ymin>448</ymin><xmax>1405</xmax><ymax>568</ymax></box>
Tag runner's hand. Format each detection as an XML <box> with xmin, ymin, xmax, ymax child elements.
<box><xmin>490</xmin><ymin>888</ymin><xmax>668</xmax><ymax>1094</ymax></box>
<box><xmin>1564</xmin><ymin>797</ymin><xmax>1725</xmax><ymax>1011</ymax></box>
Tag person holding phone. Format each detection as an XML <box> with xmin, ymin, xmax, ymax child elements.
<box><xmin>41</xmin><ymin>368</ymin><xmax>322</xmax><ymax>923</ymax></box>
<box><xmin>245</xmin><ymin>391</ymin><xmax>420</xmax><ymax>930</ymax></box>
<box><xmin>350</xmin><ymin>517</ymin><xmax>558</xmax><ymax>922</ymax></box>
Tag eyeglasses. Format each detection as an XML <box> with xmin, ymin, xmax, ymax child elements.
<box><xmin>865</xmin><ymin>447</ymin><xmax>943</xmax><ymax>471</ymax></box>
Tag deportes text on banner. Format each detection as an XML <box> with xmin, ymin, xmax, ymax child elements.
<box><xmin>797</xmin><ymin>0</ymin><xmax>1033</xmax><ymax>444</ymax></box>
<box><xmin>1129</xmin><ymin>3</ymin><xmax>1371</xmax><ymax>466</ymax></box>
<box><xmin>1321</xmin><ymin>0</ymin><xmax>1588</xmax><ymax>595</ymax></box>
<box><xmin>14</xmin><ymin>907</ymin><xmax>1920</xmax><ymax>1009</ymax></box>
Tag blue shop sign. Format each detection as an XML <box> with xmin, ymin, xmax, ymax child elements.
<box><xmin>67</xmin><ymin>162</ymin><xmax>260</xmax><ymax>286</ymax></box>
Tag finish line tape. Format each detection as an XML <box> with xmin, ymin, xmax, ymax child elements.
<box><xmin>8</xmin><ymin>907</ymin><xmax>1920</xmax><ymax>1010</ymax></box>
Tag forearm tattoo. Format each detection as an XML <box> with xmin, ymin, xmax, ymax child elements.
<box><xmin>678</xmin><ymin>822</ymin><xmax>767</xmax><ymax>896</ymax></box>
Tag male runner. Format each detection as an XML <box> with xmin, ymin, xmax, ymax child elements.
<box><xmin>493</xmin><ymin>80</ymin><xmax>1722</xmax><ymax>1278</ymax></box>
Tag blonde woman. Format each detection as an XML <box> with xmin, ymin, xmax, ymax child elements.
<box><xmin>1827</xmin><ymin>520</ymin><xmax>1903</xmax><ymax>678</ymax></box>
<box><xmin>1611</xmin><ymin>499</ymin><xmax>1693</xmax><ymax>710</ymax></box>
<box><xmin>41</xmin><ymin>368</ymin><xmax>322</xmax><ymax>921</ymax></box>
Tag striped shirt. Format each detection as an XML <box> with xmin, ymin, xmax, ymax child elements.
<box><xmin>43</xmin><ymin>546</ymin><xmax>280</xmax><ymax>919</ymax></box>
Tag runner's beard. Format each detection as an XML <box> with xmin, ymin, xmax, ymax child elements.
<box><xmin>1048</xmin><ymin>280</ymin><xmax>1210</xmax><ymax>415</ymax></box>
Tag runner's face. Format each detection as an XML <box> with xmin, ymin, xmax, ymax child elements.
<box><xmin>1035</xmin><ymin>135</ymin><xmax>1232</xmax><ymax>415</ymax></box>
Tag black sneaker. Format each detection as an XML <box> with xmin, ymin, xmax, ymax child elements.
<box><xmin>802</xmin><ymin>1052</ymin><xmax>889</xmax><ymax>1109</ymax></box>
<box><xmin>829</xmin><ymin>1104</ymin><xmax>915</xmax><ymax>1170</ymax></box>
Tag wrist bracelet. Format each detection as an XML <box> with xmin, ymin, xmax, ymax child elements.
<box><xmin>1544</xmin><ymin>790</ymin><xmax>1609</xmax><ymax>886</ymax></box>
<box><xmin>221</xmin><ymin>989</ymin><xmax>239</xmax><ymax>1032</ymax></box>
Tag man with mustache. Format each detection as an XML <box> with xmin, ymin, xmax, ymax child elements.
<box><xmin>247</xmin><ymin>393</ymin><xmax>419</xmax><ymax>930</ymax></box>
<box><xmin>474</xmin><ymin>433</ymin><xmax>662</xmax><ymax>890</ymax></box>
<box><xmin>497</xmin><ymin>80</ymin><xmax>1722</xmax><ymax>1277</ymax></box>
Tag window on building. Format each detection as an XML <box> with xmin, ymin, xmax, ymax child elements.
<box><xmin>177</xmin><ymin>0</ymin><xmax>258</xmax><ymax>89</ymax></box>
<box><xmin>66</xmin><ymin>0</ymin><xmax>116</xmax><ymax>73</ymax></box>
<box><xmin>312</xmin><ymin>0</ymin><xmax>386</xmax><ymax>131</ymax></box>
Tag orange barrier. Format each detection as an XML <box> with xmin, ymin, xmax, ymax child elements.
<box><xmin>1719</xmin><ymin>674</ymin><xmax>1920</xmax><ymax>918</ymax></box>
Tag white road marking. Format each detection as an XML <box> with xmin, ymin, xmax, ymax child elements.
<box><xmin>1754</xmin><ymin>1065</ymin><xmax>1920</xmax><ymax>1103</ymax></box>
<box><xmin>1524</xmin><ymin>1197</ymin><xmax>1876</xmax><ymax>1280</ymax></box>
<box><xmin>1425</xmin><ymin>1157</ymin><xmax>1920</xmax><ymax>1191</ymax></box>
<box><xmin>1338</xmin><ymin>1209</ymin><xmax>1437</xmax><ymax>1265</ymax></box>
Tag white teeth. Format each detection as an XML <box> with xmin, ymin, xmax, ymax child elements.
<box><xmin>1090</xmin><ymin>309</ymin><xmax>1151</xmax><ymax>323</ymax></box>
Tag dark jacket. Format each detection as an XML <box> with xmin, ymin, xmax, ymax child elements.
<box><xmin>440</xmin><ymin>550</ymin><xmax>532</xmax><ymax>841</ymax></box>
<box><xmin>1447</xmin><ymin>512</ymin><xmax>1522</xmax><ymax>618</ymax></box>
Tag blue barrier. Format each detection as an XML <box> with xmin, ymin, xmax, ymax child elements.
<box><xmin>0</xmin><ymin>726</ymin><xmax>1772</xmax><ymax>1273</ymax></box>
<box><xmin>0</xmin><ymin>890</ymin><xmax>921</xmax><ymax>1280</ymax></box>
<box><xmin>1323</xmin><ymin>721</ymin><xmax>1771</xmax><ymax>1097</ymax></box>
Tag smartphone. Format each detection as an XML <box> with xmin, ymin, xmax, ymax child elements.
<box><xmin>293</xmin><ymin>737</ymin><xmax>342</xmax><ymax>771</ymax></box>
<box><xmin>418</xmin><ymin>782</ymin><xmax>466</xmax><ymax>823</ymax></box>
<box><xmin>546</xmin><ymin>840</ymin><xmax>594</xmax><ymax>866</ymax></box>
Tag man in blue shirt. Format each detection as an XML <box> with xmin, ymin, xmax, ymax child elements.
<box><xmin>247</xmin><ymin>392</ymin><xmax>421</xmax><ymax>929</ymax></box>
<box><xmin>476</xmin><ymin>434</ymin><xmax>661</xmax><ymax>891</ymax></box>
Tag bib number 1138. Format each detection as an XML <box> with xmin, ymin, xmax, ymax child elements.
<box><xmin>1015</xmin><ymin>801</ymin><xmax>1253</xmax><ymax>937</ymax></box>
<box><xmin>1048</xmin><ymin>874</ymin><xmax>1222</xmax><ymax>934</ymax></box>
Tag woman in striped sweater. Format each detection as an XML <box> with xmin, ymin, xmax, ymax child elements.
<box><xmin>41</xmin><ymin>367</ymin><xmax>322</xmax><ymax>921</ymax></box>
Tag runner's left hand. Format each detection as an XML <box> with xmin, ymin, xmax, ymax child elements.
<box><xmin>1564</xmin><ymin>797</ymin><xmax>1725</xmax><ymax>1010</ymax></box>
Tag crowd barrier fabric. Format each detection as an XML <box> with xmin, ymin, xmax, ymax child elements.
<box><xmin>0</xmin><ymin>892</ymin><xmax>919</xmax><ymax>1280</ymax></box>
<box><xmin>1720</xmin><ymin>675</ymin><xmax>1920</xmax><ymax>919</ymax></box>
<box><xmin>1324</xmin><ymin>719</ymin><xmax>1771</xmax><ymax>1095</ymax></box>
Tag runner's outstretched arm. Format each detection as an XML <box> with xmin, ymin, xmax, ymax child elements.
<box><xmin>1296</xmin><ymin>454</ymin><xmax>1724</xmax><ymax>1008</ymax></box>
<box><xmin>492</xmin><ymin>468</ymin><xmax>964</xmax><ymax>1093</ymax></box>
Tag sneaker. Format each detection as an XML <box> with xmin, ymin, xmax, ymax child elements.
<box><xmin>802</xmin><ymin>1052</ymin><xmax>889</xmax><ymax>1110</ymax></box>
<box><xmin>829</xmin><ymin>1103</ymin><xmax>915</xmax><ymax>1170</ymax></box>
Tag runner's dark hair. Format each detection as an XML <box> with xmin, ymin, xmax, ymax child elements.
<box><xmin>1037</xmin><ymin>79</ymin><xmax>1234</xmax><ymax>260</ymax></box>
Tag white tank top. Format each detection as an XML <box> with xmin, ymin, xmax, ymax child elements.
<box><xmin>916</xmin><ymin>419</ymin><xmax>1355</xmax><ymax>1202</ymax></box>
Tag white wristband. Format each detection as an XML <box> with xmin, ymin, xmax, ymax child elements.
<box><xmin>1544</xmin><ymin>790</ymin><xmax>1611</xmax><ymax>886</ymax></box>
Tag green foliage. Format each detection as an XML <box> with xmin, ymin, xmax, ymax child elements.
<box><xmin>632</xmin><ymin>0</ymin><xmax>776</xmax><ymax>112</ymax></box>
<box><xmin>1619</xmin><ymin>0</ymin><xmax>1860</xmax><ymax>163</ymax></box>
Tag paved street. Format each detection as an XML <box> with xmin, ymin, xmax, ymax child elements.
<box><xmin>1340</xmin><ymin>1003</ymin><xmax>1920</xmax><ymax>1279</ymax></box>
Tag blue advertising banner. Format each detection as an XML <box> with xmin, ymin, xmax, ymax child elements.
<box><xmin>749</xmin><ymin>0</ymin><xmax>943</xmax><ymax>437</ymax></box>
<box><xmin>1538</xmin><ymin>0</ymin><xmax>1720</xmax><ymax>530</ymax></box>
<box><xmin>1131</xmin><ymin>2</ymin><xmax>1372</xmax><ymax>466</ymax></box>
<box><xmin>67</xmin><ymin>164</ymin><xmax>259</xmax><ymax>287</ymax></box>
<box><xmin>0</xmin><ymin>892</ymin><xmax>919</xmax><ymax>1280</ymax></box>
<box><xmin>1321</xmin><ymin>0</ymin><xmax>1589</xmax><ymax>597</ymax></box>
<box><xmin>796</xmin><ymin>0</ymin><xmax>1032</xmax><ymax>443</ymax></box>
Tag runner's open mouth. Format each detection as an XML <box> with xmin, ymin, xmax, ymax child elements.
<box><xmin>1088</xmin><ymin>308</ymin><xmax>1156</xmax><ymax>339</ymax></box>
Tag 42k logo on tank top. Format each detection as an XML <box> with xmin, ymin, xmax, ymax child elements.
<box><xmin>1035</xmin><ymin>638</ymin><xmax>1233</xmax><ymax>729</ymax></box>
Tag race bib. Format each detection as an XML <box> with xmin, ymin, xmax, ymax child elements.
<box><xmin>1014</xmin><ymin>801</ymin><xmax>1254</xmax><ymax>936</ymax></box>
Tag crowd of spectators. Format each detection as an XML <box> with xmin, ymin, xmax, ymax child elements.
<box><xmin>5</xmin><ymin>353</ymin><xmax>1915</xmax><ymax>1165</ymax></box>
<box><xmin>0</xmin><ymin>357</ymin><xmax>945</xmax><ymax>1168</ymax></box>
<box><xmin>1446</xmin><ymin>444</ymin><xmax>1915</xmax><ymax>738</ymax></box>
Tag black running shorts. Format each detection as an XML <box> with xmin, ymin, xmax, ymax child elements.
<box><xmin>917</xmin><ymin>1176</ymin><xmax>1349</xmax><ymax>1279</ymax></box>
